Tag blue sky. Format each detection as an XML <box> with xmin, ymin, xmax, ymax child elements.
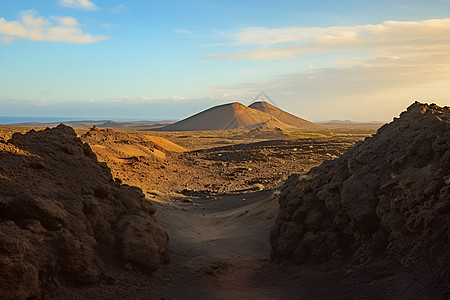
<box><xmin>1</xmin><ymin>0</ymin><xmax>450</xmax><ymax>121</ymax></box>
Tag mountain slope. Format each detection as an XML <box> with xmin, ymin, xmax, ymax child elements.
<box><xmin>160</xmin><ymin>102</ymin><xmax>299</xmax><ymax>131</ymax></box>
<box><xmin>160</xmin><ymin>102</ymin><xmax>322</xmax><ymax>131</ymax></box>
<box><xmin>249</xmin><ymin>101</ymin><xmax>324</xmax><ymax>130</ymax></box>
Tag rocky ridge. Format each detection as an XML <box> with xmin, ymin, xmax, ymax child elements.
<box><xmin>270</xmin><ymin>102</ymin><xmax>449</xmax><ymax>285</ymax></box>
<box><xmin>0</xmin><ymin>124</ymin><xmax>169</xmax><ymax>299</ymax></box>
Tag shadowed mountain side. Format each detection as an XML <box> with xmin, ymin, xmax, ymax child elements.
<box><xmin>0</xmin><ymin>125</ymin><xmax>169</xmax><ymax>299</ymax></box>
<box><xmin>249</xmin><ymin>101</ymin><xmax>324</xmax><ymax>130</ymax></box>
<box><xmin>270</xmin><ymin>102</ymin><xmax>450</xmax><ymax>298</ymax></box>
<box><xmin>159</xmin><ymin>102</ymin><xmax>321</xmax><ymax>131</ymax></box>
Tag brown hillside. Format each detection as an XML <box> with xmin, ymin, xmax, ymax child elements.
<box><xmin>160</xmin><ymin>102</ymin><xmax>299</xmax><ymax>131</ymax></box>
<box><xmin>0</xmin><ymin>125</ymin><xmax>169</xmax><ymax>299</ymax></box>
<box><xmin>270</xmin><ymin>102</ymin><xmax>450</xmax><ymax>297</ymax></box>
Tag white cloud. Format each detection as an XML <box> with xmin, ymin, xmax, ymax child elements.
<box><xmin>52</xmin><ymin>16</ymin><xmax>80</xmax><ymax>27</ymax></box>
<box><xmin>100</xmin><ymin>23</ymin><xmax>116</xmax><ymax>29</ymax></box>
<box><xmin>172</xmin><ymin>96</ymin><xmax>186</xmax><ymax>101</ymax></box>
<box><xmin>58</xmin><ymin>0</ymin><xmax>98</xmax><ymax>11</ymax></box>
<box><xmin>21</xmin><ymin>10</ymin><xmax>51</xmax><ymax>27</ymax></box>
<box><xmin>0</xmin><ymin>36</ymin><xmax>15</xmax><ymax>44</ymax></box>
<box><xmin>203</xmin><ymin>18</ymin><xmax>450</xmax><ymax>60</ymax></box>
<box><xmin>0</xmin><ymin>10</ymin><xmax>108</xmax><ymax>43</ymax></box>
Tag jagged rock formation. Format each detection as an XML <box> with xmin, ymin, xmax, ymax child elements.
<box><xmin>270</xmin><ymin>102</ymin><xmax>449</xmax><ymax>275</ymax></box>
<box><xmin>0</xmin><ymin>125</ymin><xmax>169</xmax><ymax>299</ymax></box>
<box><xmin>160</xmin><ymin>101</ymin><xmax>321</xmax><ymax>131</ymax></box>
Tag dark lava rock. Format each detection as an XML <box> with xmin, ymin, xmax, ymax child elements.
<box><xmin>0</xmin><ymin>124</ymin><xmax>169</xmax><ymax>299</ymax></box>
<box><xmin>271</xmin><ymin>102</ymin><xmax>449</xmax><ymax>276</ymax></box>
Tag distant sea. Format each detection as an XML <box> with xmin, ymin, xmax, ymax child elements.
<box><xmin>0</xmin><ymin>116</ymin><xmax>159</xmax><ymax>125</ymax></box>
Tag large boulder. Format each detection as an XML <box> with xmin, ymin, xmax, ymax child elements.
<box><xmin>0</xmin><ymin>125</ymin><xmax>169</xmax><ymax>299</ymax></box>
<box><xmin>271</xmin><ymin>102</ymin><xmax>449</xmax><ymax>271</ymax></box>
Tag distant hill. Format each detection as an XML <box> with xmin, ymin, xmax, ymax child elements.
<box><xmin>318</xmin><ymin>120</ymin><xmax>385</xmax><ymax>129</ymax></box>
<box><xmin>0</xmin><ymin>120</ymin><xmax>175</xmax><ymax>131</ymax></box>
<box><xmin>159</xmin><ymin>101</ymin><xmax>321</xmax><ymax>131</ymax></box>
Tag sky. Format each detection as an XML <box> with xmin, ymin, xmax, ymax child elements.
<box><xmin>1</xmin><ymin>0</ymin><xmax>450</xmax><ymax>122</ymax></box>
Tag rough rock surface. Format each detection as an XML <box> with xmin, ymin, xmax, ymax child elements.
<box><xmin>0</xmin><ymin>124</ymin><xmax>169</xmax><ymax>299</ymax></box>
<box><xmin>270</xmin><ymin>102</ymin><xmax>449</xmax><ymax>279</ymax></box>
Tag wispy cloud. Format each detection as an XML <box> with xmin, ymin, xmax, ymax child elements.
<box><xmin>203</xmin><ymin>18</ymin><xmax>450</xmax><ymax>60</ymax></box>
<box><xmin>172</xmin><ymin>96</ymin><xmax>186</xmax><ymax>101</ymax></box>
<box><xmin>203</xmin><ymin>17</ymin><xmax>450</xmax><ymax>120</ymax></box>
<box><xmin>0</xmin><ymin>97</ymin><xmax>218</xmax><ymax>120</ymax></box>
<box><xmin>58</xmin><ymin>0</ymin><xmax>98</xmax><ymax>11</ymax></box>
<box><xmin>52</xmin><ymin>16</ymin><xmax>80</xmax><ymax>27</ymax></box>
<box><xmin>0</xmin><ymin>10</ymin><xmax>108</xmax><ymax>43</ymax></box>
<box><xmin>100</xmin><ymin>23</ymin><xmax>116</xmax><ymax>30</ymax></box>
<box><xmin>111</xmin><ymin>4</ymin><xmax>130</xmax><ymax>13</ymax></box>
<box><xmin>176</xmin><ymin>28</ymin><xmax>193</xmax><ymax>35</ymax></box>
<box><xmin>0</xmin><ymin>36</ymin><xmax>15</xmax><ymax>44</ymax></box>
<box><xmin>211</xmin><ymin>53</ymin><xmax>450</xmax><ymax>120</ymax></box>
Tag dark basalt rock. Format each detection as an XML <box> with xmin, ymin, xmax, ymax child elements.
<box><xmin>271</xmin><ymin>102</ymin><xmax>449</xmax><ymax>272</ymax></box>
<box><xmin>0</xmin><ymin>124</ymin><xmax>169</xmax><ymax>299</ymax></box>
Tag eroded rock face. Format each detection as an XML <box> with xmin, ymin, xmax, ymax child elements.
<box><xmin>270</xmin><ymin>102</ymin><xmax>449</xmax><ymax>270</ymax></box>
<box><xmin>0</xmin><ymin>125</ymin><xmax>169</xmax><ymax>299</ymax></box>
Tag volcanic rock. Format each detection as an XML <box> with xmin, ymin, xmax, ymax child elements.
<box><xmin>0</xmin><ymin>124</ymin><xmax>169</xmax><ymax>299</ymax></box>
<box><xmin>270</xmin><ymin>102</ymin><xmax>449</xmax><ymax>277</ymax></box>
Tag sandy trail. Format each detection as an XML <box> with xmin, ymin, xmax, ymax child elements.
<box><xmin>147</xmin><ymin>189</ymin><xmax>433</xmax><ymax>300</ymax></box>
<box><xmin>151</xmin><ymin>190</ymin><xmax>279</xmax><ymax>299</ymax></box>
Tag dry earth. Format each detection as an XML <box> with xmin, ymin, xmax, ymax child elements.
<box><xmin>79</xmin><ymin>126</ymin><xmax>358</xmax><ymax>196</ymax></box>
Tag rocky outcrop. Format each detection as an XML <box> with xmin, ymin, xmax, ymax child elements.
<box><xmin>0</xmin><ymin>125</ymin><xmax>169</xmax><ymax>299</ymax></box>
<box><xmin>270</xmin><ymin>102</ymin><xmax>449</xmax><ymax>271</ymax></box>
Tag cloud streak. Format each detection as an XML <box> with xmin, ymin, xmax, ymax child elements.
<box><xmin>111</xmin><ymin>4</ymin><xmax>130</xmax><ymax>13</ymax></box>
<box><xmin>58</xmin><ymin>0</ymin><xmax>98</xmax><ymax>11</ymax></box>
<box><xmin>211</xmin><ymin>53</ymin><xmax>450</xmax><ymax>120</ymax></box>
<box><xmin>0</xmin><ymin>10</ymin><xmax>108</xmax><ymax>43</ymax></box>
<box><xmin>203</xmin><ymin>18</ymin><xmax>450</xmax><ymax>60</ymax></box>
<box><xmin>0</xmin><ymin>97</ymin><xmax>219</xmax><ymax>120</ymax></box>
<box><xmin>52</xmin><ymin>16</ymin><xmax>80</xmax><ymax>27</ymax></box>
<box><xmin>202</xmin><ymin>17</ymin><xmax>450</xmax><ymax>120</ymax></box>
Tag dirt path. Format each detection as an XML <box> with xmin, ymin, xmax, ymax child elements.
<box><xmin>47</xmin><ymin>186</ymin><xmax>438</xmax><ymax>299</ymax></box>
<box><xmin>146</xmin><ymin>190</ymin><xmax>279</xmax><ymax>299</ymax></box>
<box><xmin>146</xmin><ymin>190</ymin><xmax>433</xmax><ymax>300</ymax></box>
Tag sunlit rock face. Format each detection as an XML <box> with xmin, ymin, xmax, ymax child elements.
<box><xmin>0</xmin><ymin>124</ymin><xmax>169</xmax><ymax>299</ymax></box>
<box><xmin>271</xmin><ymin>102</ymin><xmax>449</xmax><ymax>270</ymax></box>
